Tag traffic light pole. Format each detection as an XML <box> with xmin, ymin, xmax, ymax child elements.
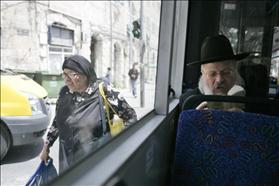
<box><xmin>140</xmin><ymin>1</ymin><xmax>145</xmax><ymax>108</ymax></box>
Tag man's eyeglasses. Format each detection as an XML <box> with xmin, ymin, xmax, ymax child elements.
<box><xmin>203</xmin><ymin>69</ymin><xmax>233</xmax><ymax>79</ymax></box>
<box><xmin>62</xmin><ymin>72</ymin><xmax>78</xmax><ymax>79</ymax></box>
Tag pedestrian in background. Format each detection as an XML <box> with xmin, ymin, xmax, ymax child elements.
<box><xmin>104</xmin><ymin>67</ymin><xmax>112</xmax><ymax>85</ymax></box>
<box><xmin>128</xmin><ymin>63</ymin><xmax>139</xmax><ymax>98</ymax></box>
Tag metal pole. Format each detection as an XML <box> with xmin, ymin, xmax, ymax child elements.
<box><xmin>140</xmin><ymin>0</ymin><xmax>145</xmax><ymax>107</ymax></box>
<box><xmin>110</xmin><ymin>1</ymin><xmax>113</xmax><ymax>75</ymax></box>
<box><xmin>128</xmin><ymin>1</ymin><xmax>133</xmax><ymax>67</ymax></box>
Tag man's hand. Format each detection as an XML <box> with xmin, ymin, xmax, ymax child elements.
<box><xmin>196</xmin><ymin>101</ymin><xmax>208</xmax><ymax>110</ymax></box>
<box><xmin>196</xmin><ymin>101</ymin><xmax>244</xmax><ymax>112</ymax></box>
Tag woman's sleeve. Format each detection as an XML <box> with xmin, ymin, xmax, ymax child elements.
<box><xmin>116</xmin><ymin>97</ymin><xmax>137</xmax><ymax>124</ymax></box>
<box><xmin>46</xmin><ymin>117</ymin><xmax>59</xmax><ymax>147</ymax></box>
<box><xmin>104</xmin><ymin>84</ymin><xmax>137</xmax><ymax>124</ymax></box>
<box><xmin>46</xmin><ymin>89</ymin><xmax>64</xmax><ymax>148</ymax></box>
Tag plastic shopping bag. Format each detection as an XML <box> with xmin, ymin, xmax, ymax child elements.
<box><xmin>25</xmin><ymin>158</ymin><xmax>58</xmax><ymax>186</ymax></box>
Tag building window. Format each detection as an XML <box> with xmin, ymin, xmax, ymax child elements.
<box><xmin>48</xmin><ymin>25</ymin><xmax>74</xmax><ymax>47</ymax></box>
<box><xmin>48</xmin><ymin>46</ymin><xmax>73</xmax><ymax>74</ymax></box>
<box><xmin>48</xmin><ymin>25</ymin><xmax>74</xmax><ymax>74</ymax></box>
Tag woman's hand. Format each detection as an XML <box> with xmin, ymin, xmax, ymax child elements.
<box><xmin>40</xmin><ymin>140</ymin><xmax>50</xmax><ymax>163</ymax></box>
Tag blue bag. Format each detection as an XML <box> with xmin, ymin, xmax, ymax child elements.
<box><xmin>25</xmin><ymin>158</ymin><xmax>58</xmax><ymax>186</ymax></box>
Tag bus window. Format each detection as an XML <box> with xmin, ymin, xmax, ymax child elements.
<box><xmin>183</xmin><ymin>0</ymin><xmax>278</xmax><ymax>99</ymax></box>
<box><xmin>219</xmin><ymin>0</ymin><xmax>278</xmax><ymax>98</ymax></box>
<box><xmin>270</xmin><ymin>26</ymin><xmax>279</xmax><ymax>98</ymax></box>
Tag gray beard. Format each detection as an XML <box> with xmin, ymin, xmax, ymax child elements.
<box><xmin>198</xmin><ymin>76</ymin><xmax>213</xmax><ymax>95</ymax></box>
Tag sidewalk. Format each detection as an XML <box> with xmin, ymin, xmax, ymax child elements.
<box><xmin>120</xmin><ymin>83</ymin><xmax>155</xmax><ymax>119</ymax></box>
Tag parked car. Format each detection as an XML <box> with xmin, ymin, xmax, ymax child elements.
<box><xmin>0</xmin><ymin>69</ymin><xmax>51</xmax><ymax>160</ymax></box>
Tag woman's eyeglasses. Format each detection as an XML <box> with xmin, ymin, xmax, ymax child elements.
<box><xmin>62</xmin><ymin>72</ymin><xmax>78</xmax><ymax>79</ymax></box>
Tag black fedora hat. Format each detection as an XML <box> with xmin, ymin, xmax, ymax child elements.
<box><xmin>187</xmin><ymin>35</ymin><xmax>249</xmax><ymax>66</ymax></box>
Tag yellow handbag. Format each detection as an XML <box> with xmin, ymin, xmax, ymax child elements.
<box><xmin>99</xmin><ymin>82</ymin><xmax>125</xmax><ymax>136</ymax></box>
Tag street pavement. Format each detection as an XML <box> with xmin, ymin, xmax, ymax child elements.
<box><xmin>120</xmin><ymin>82</ymin><xmax>155</xmax><ymax>119</ymax></box>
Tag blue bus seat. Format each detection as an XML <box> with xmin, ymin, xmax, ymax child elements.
<box><xmin>172</xmin><ymin>110</ymin><xmax>279</xmax><ymax>186</ymax></box>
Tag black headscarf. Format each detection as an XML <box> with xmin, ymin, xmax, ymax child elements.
<box><xmin>62</xmin><ymin>55</ymin><xmax>97</xmax><ymax>83</ymax></box>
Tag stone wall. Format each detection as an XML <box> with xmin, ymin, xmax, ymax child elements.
<box><xmin>1</xmin><ymin>1</ymin><xmax>161</xmax><ymax>88</ymax></box>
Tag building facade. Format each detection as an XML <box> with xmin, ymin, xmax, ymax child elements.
<box><xmin>1</xmin><ymin>1</ymin><xmax>161</xmax><ymax>88</ymax></box>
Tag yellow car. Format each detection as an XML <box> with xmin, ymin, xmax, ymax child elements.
<box><xmin>0</xmin><ymin>69</ymin><xmax>51</xmax><ymax>160</ymax></box>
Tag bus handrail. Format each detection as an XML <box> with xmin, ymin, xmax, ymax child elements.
<box><xmin>182</xmin><ymin>95</ymin><xmax>279</xmax><ymax>116</ymax></box>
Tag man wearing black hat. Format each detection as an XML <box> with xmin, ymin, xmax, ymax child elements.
<box><xmin>180</xmin><ymin>35</ymin><xmax>249</xmax><ymax>110</ymax></box>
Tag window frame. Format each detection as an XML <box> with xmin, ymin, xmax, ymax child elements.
<box><xmin>48</xmin><ymin>1</ymin><xmax>189</xmax><ymax>185</ymax></box>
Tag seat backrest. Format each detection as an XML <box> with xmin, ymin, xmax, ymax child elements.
<box><xmin>181</xmin><ymin>95</ymin><xmax>279</xmax><ymax>117</ymax></box>
<box><xmin>172</xmin><ymin>110</ymin><xmax>279</xmax><ymax>186</ymax></box>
